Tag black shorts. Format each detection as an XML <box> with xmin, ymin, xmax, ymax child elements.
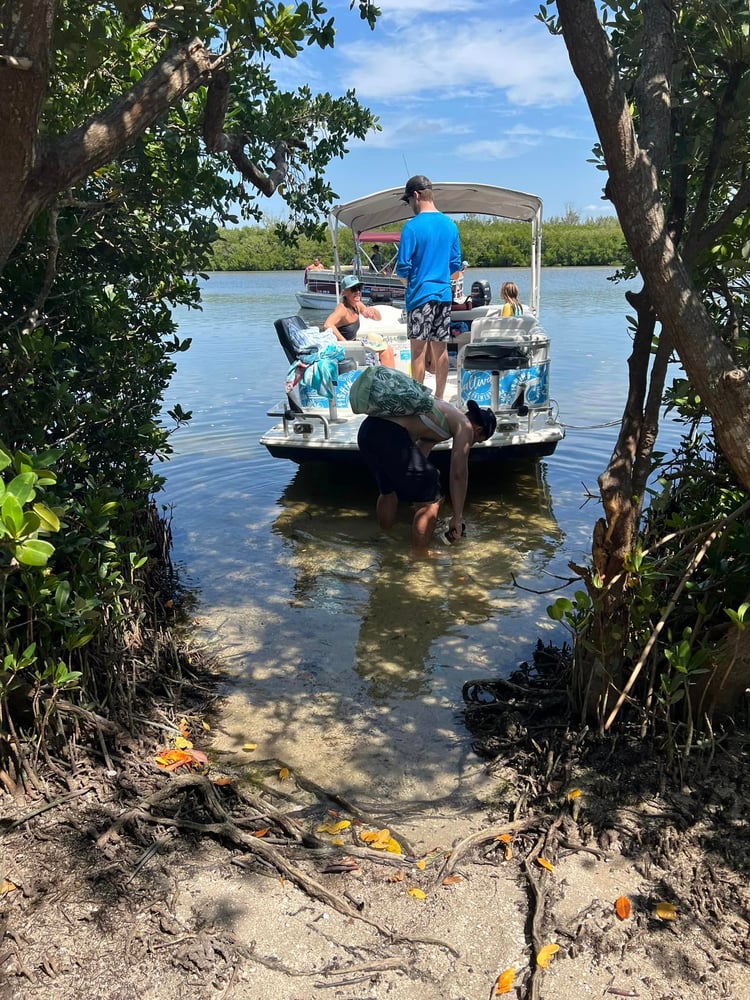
<box><xmin>407</xmin><ymin>300</ymin><xmax>452</xmax><ymax>342</ymax></box>
<box><xmin>357</xmin><ymin>416</ymin><xmax>441</xmax><ymax>504</ymax></box>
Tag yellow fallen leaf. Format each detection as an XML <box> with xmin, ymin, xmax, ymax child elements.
<box><xmin>0</xmin><ymin>880</ymin><xmax>18</xmax><ymax>897</ymax></box>
<box><xmin>202</xmin><ymin>721</ymin><xmax>211</xmax><ymax>731</ymax></box>
<box><xmin>536</xmin><ymin>857</ymin><xmax>555</xmax><ymax>872</ymax></box>
<box><xmin>360</xmin><ymin>827</ymin><xmax>390</xmax><ymax>844</ymax></box>
<box><xmin>406</xmin><ymin>887</ymin><xmax>426</xmax><ymax>900</ymax></box>
<box><xmin>494</xmin><ymin>967</ymin><xmax>516</xmax><ymax>994</ymax></box>
<box><xmin>242</xmin><ymin>743</ymin><xmax>257</xmax><ymax>752</ymax></box>
<box><xmin>415</xmin><ymin>859</ymin><xmax>426</xmax><ymax>870</ymax></box>
<box><xmin>615</xmin><ymin>895</ymin><xmax>632</xmax><ymax>920</ymax></box>
<box><xmin>536</xmin><ymin>943</ymin><xmax>560</xmax><ymax>968</ymax></box>
<box><xmin>654</xmin><ymin>901</ymin><xmax>677</xmax><ymax>920</ymax></box>
<box><xmin>316</xmin><ymin>820</ymin><xmax>352</xmax><ymax>834</ymax></box>
<box><xmin>331</xmin><ymin>837</ymin><xmax>345</xmax><ymax>846</ymax></box>
<box><xmin>566</xmin><ymin>788</ymin><xmax>583</xmax><ymax>801</ymax></box>
<box><xmin>361</xmin><ymin>828</ymin><xmax>401</xmax><ymax>853</ymax></box>
<box><xmin>279</xmin><ymin>767</ymin><xmax>290</xmax><ymax>780</ymax></box>
<box><xmin>174</xmin><ymin>735</ymin><xmax>193</xmax><ymax>750</ymax></box>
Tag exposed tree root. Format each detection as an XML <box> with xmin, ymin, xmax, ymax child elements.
<box><xmin>436</xmin><ymin>816</ymin><xmax>544</xmax><ymax>882</ymax></box>
<box><xmin>96</xmin><ymin>770</ymin><xmax>455</xmax><ymax>956</ymax></box>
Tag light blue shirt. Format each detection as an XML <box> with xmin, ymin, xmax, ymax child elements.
<box><xmin>396</xmin><ymin>212</ymin><xmax>462</xmax><ymax>312</ymax></box>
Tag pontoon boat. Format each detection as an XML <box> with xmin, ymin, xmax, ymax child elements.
<box><xmin>262</xmin><ymin>183</ymin><xmax>564</xmax><ymax>467</ymax></box>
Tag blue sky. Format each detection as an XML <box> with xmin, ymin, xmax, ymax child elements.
<box><xmin>273</xmin><ymin>0</ymin><xmax>614</xmax><ymax>222</ymax></box>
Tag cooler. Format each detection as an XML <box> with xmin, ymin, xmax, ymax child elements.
<box><xmin>458</xmin><ymin>318</ymin><xmax>551</xmax><ymax>412</ymax></box>
<box><xmin>298</xmin><ymin>367</ymin><xmax>364</xmax><ymax>410</ymax></box>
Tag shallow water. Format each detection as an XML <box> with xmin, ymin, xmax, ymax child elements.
<box><xmin>160</xmin><ymin>267</ymin><xmax>677</xmax><ymax>812</ymax></box>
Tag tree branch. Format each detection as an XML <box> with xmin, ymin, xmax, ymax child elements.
<box><xmin>692</xmin><ymin>176</ymin><xmax>750</xmax><ymax>260</ymax></box>
<box><xmin>202</xmin><ymin>66</ymin><xmax>307</xmax><ymax>195</ymax></box>
<box><xmin>226</xmin><ymin>137</ymin><xmax>305</xmax><ymax>196</ymax></box>
<box><xmin>684</xmin><ymin>59</ymin><xmax>747</xmax><ymax>263</ymax></box>
<box><xmin>28</xmin><ymin>39</ymin><xmax>213</xmax><ymax>207</ymax></box>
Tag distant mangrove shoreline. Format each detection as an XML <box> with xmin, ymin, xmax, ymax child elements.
<box><xmin>207</xmin><ymin>214</ymin><xmax>627</xmax><ymax>272</ymax></box>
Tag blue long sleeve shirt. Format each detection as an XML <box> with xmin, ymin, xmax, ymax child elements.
<box><xmin>396</xmin><ymin>212</ymin><xmax>462</xmax><ymax>312</ymax></box>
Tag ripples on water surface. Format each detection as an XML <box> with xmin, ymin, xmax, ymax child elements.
<box><xmin>160</xmin><ymin>267</ymin><xmax>677</xmax><ymax>802</ymax></box>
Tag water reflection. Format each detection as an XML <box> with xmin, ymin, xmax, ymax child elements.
<box><xmin>162</xmin><ymin>269</ymin><xmax>639</xmax><ymax>808</ymax></box>
<box><xmin>271</xmin><ymin>462</ymin><xmax>564</xmax><ymax>704</ymax></box>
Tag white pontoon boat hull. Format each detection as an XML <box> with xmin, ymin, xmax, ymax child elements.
<box><xmin>260</xmin><ymin>411</ymin><xmax>562</xmax><ymax>467</ymax></box>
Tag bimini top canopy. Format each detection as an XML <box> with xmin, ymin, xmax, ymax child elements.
<box><xmin>357</xmin><ymin>230</ymin><xmax>401</xmax><ymax>244</ymax></box>
<box><xmin>330</xmin><ymin>182</ymin><xmax>543</xmax><ymax>235</ymax></box>
<box><xmin>329</xmin><ymin>182</ymin><xmax>544</xmax><ymax>316</ymax></box>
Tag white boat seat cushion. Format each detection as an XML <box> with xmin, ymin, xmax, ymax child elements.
<box><xmin>470</xmin><ymin>311</ymin><xmax>541</xmax><ymax>342</ymax></box>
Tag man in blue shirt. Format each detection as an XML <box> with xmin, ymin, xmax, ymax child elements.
<box><xmin>396</xmin><ymin>175</ymin><xmax>462</xmax><ymax>399</ymax></box>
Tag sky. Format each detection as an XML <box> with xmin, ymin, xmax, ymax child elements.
<box><xmin>272</xmin><ymin>0</ymin><xmax>614</xmax><ymax>222</ymax></box>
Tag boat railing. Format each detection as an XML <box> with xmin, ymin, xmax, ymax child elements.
<box><xmin>264</xmin><ymin>401</ymin><xmax>333</xmax><ymax>439</ymax></box>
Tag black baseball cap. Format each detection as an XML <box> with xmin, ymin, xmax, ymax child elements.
<box><xmin>466</xmin><ymin>400</ymin><xmax>497</xmax><ymax>440</ymax></box>
<box><xmin>400</xmin><ymin>175</ymin><xmax>432</xmax><ymax>202</ymax></box>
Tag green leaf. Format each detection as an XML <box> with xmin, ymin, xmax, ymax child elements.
<box><xmin>33</xmin><ymin>502</ymin><xmax>61</xmax><ymax>532</ymax></box>
<box><xmin>6</xmin><ymin>472</ymin><xmax>37</xmax><ymax>505</ymax></box>
<box><xmin>548</xmin><ymin>597</ymin><xmax>573</xmax><ymax>621</ymax></box>
<box><xmin>21</xmin><ymin>510</ymin><xmax>41</xmax><ymax>535</ymax></box>
<box><xmin>55</xmin><ymin>580</ymin><xmax>71</xmax><ymax>611</ymax></box>
<box><xmin>1</xmin><ymin>494</ymin><xmax>24</xmax><ymax>536</ymax></box>
<box><xmin>15</xmin><ymin>539</ymin><xmax>55</xmax><ymax>566</ymax></box>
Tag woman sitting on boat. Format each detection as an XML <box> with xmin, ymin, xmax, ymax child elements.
<box><xmin>324</xmin><ymin>275</ymin><xmax>396</xmax><ymax>368</ymax></box>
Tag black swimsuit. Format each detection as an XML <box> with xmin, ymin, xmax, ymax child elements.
<box><xmin>337</xmin><ymin>314</ymin><xmax>361</xmax><ymax>340</ymax></box>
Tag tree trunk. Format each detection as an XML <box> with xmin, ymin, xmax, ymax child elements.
<box><xmin>0</xmin><ymin>0</ymin><xmax>56</xmax><ymax>268</ymax></box>
<box><xmin>556</xmin><ymin>0</ymin><xmax>750</xmax><ymax>493</ymax></box>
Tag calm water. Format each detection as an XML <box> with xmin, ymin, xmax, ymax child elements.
<box><xmin>159</xmin><ymin>267</ymin><xmax>672</xmax><ymax>807</ymax></box>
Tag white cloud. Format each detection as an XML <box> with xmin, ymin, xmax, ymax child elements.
<box><xmin>457</xmin><ymin>135</ymin><xmax>542</xmax><ymax>160</ymax></box>
<box><xmin>375</xmin><ymin>0</ymin><xmax>484</xmax><ymax>25</ymax></box>
<box><xmin>583</xmin><ymin>202</ymin><xmax>616</xmax><ymax>215</ymax></box>
<box><xmin>357</xmin><ymin>116</ymin><xmax>474</xmax><ymax>148</ymax></box>
<box><xmin>339</xmin><ymin>16</ymin><xmax>576</xmax><ymax>107</ymax></box>
<box><xmin>503</xmin><ymin>124</ymin><xmax>587</xmax><ymax>141</ymax></box>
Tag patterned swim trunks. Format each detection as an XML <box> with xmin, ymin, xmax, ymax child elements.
<box><xmin>407</xmin><ymin>300</ymin><xmax>452</xmax><ymax>342</ymax></box>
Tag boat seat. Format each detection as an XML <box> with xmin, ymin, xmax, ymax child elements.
<box><xmin>470</xmin><ymin>313</ymin><xmax>541</xmax><ymax>342</ymax></box>
<box><xmin>461</xmin><ymin>342</ymin><xmax>530</xmax><ymax>371</ymax></box>
<box><xmin>274</xmin><ymin>315</ymin><xmax>366</xmax><ymax>369</ymax></box>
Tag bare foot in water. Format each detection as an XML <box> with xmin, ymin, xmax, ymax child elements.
<box><xmin>411</xmin><ymin>546</ymin><xmax>451</xmax><ymax>561</ymax></box>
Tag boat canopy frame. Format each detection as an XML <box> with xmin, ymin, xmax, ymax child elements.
<box><xmin>328</xmin><ymin>182</ymin><xmax>544</xmax><ymax>315</ymax></box>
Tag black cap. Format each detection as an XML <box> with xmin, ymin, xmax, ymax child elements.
<box><xmin>466</xmin><ymin>400</ymin><xmax>497</xmax><ymax>440</ymax></box>
<box><xmin>400</xmin><ymin>174</ymin><xmax>432</xmax><ymax>202</ymax></box>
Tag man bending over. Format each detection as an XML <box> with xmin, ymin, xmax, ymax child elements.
<box><xmin>357</xmin><ymin>397</ymin><xmax>496</xmax><ymax>557</ymax></box>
